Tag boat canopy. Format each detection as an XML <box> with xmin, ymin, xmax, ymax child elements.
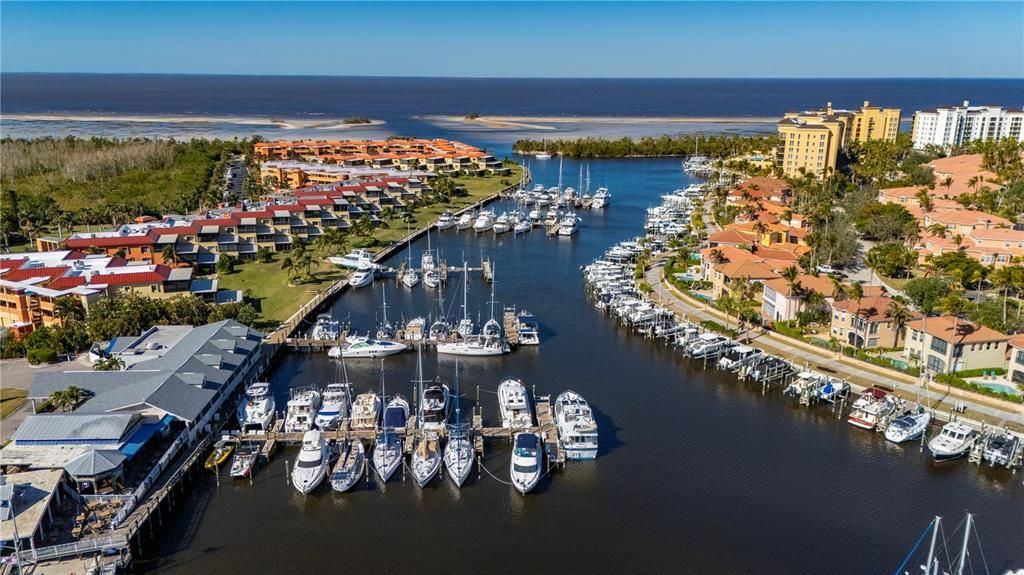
<box><xmin>383</xmin><ymin>406</ymin><xmax>407</xmax><ymax>428</ymax></box>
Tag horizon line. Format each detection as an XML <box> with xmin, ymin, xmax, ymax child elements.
<box><xmin>2</xmin><ymin>71</ymin><xmax>1023</xmax><ymax>81</ymax></box>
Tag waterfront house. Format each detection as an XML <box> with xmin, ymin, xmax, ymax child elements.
<box><xmin>1008</xmin><ymin>335</ymin><xmax>1024</xmax><ymax>387</ymax></box>
<box><xmin>829</xmin><ymin>294</ymin><xmax>913</xmax><ymax>349</ymax></box>
<box><xmin>903</xmin><ymin>316</ymin><xmax>1010</xmax><ymax>374</ymax></box>
<box><xmin>761</xmin><ymin>273</ymin><xmax>836</xmax><ymax>323</ymax></box>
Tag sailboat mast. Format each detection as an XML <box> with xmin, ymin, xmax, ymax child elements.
<box><xmin>955</xmin><ymin>513</ymin><xmax>973</xmax><ymax>575</ymax></box>
<box><xmin>462</xmin><ymin>260</ymin><xmax>469</xmax><ymax>322</ymax></box>
<box><xmin>924</xmin><ymin>515</ymin><xmax>941</xmax><ymax>575</ymax></box>
<box><xmin>416</xmin><ymin>344</ymin><xmax>425</xmax><ymax>421</ymax></box>
<box><xmin>557</xmin><ymin>156</ymin><xmax>563</xmax><ymax>191</ymax></box>
<box><xmin>489</xmin><ymin>262</ymin><xmax>497</xmax><ymax>322</ymax></box>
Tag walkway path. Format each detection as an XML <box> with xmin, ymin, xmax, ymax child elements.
<box><xmin>646</xmin><ymin>259</ymin><xmax>1024</xmax><ymax>431</ymax></box>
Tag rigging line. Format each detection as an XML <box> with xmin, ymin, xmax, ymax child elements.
<box><xmin>940</xmin><ymin>520</ymin><xmax>954</xmax><ymax>572</ymax></box>
<box><xmin>892</xmin><ymin>519</ymin><xmax>935</xmax><ymax>575</ymax></box>
<box><xmin>945</xmin><ymin>515</ymin><xmax>968</xmax><ymax>568</ymax></box>
<box><xmin>477</xmin><ymin>460</ymin><xmax>515</xmax><ymax>486</ymax></box>
<box><xmin>971</xmin><ymin>524</ymin><xmax>991</xmax><ymax>575</ymax></box>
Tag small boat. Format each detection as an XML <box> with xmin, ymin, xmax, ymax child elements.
<box><xmin>492</xmin><ymin>213</ymin><xmax>511</xmax><ymax>234</ymax></box>
<box><xmin>847</xmin><ymin>387</ymin><xmax>899</xmax><ymax>431</ymax></box>
<box><xmin>515</xmin><ymin>310</ymin><xmax>540</xmax><ymax>345</ymax></box>
<box><xmin>513</xmin><ymin>219</ymin><xmax>531</xmax><ymax>234</ymax></box>
<box><xmin>473</xmin><ymin>210</ymin><xmax>495</xmax><ymax>233</ymax></box>
<box><xmin>423</xmin><ymin>269</ymin><xmax>440</xmax><ymax>288</ymax></box>
<box><xmin>482</xmin><ymin>318</ymin><xmax>502</xmax><ymax>338</ymax></box>
<box><xmin>591</xmin><ymin>187</ymin><xmax>610</xmax><ymax>209</ymax></box>
<box><xmin>375</xmin><ymin>391</ymin><xmax>410</xmax><ymax>481</ymax></box>
<box><xmin>205</xmin><ymin>438</ymin><xmax>235</xmax><ymax>470</ymax></box>
<box><xmin>535</xmin><ymin>152</ymin><xmax>552</xmax><ymax>160</ymax></box>
<box><xmin>328</xmin><ymin>249</ymin><xmax>380</xmax><ymax>270</ymax></box>
<box><xmin>230</xmin><ymin>443</ymin><xmax>259</xmax><ymax>478</ymax></box>
<box><xmin>237</xmin><ymin>381</ymin><xmax>275</xmax><ymax>432</ymax></box>
<box><xmin>328</xmin><ymin>336</ymin><xmax>407</xmax><ymax>358</ymax></box>
<box><xmin>510</xmin><ymin>432</ymin><xmax>543</xmax><ymax>494</ymax></box>
<box><xmin>420</xmin><ymin>381</ymin><xmax>450</xmax><ymax>431</ymax></box>
<box><xmin>284</xmin><ymin>388</ymin><xmax>321</xmax><ymax>433</ymax></box>
<box><xmin>350</xmin><ymin>391</ymin><xmax>381</xmax><ymax>430</ymax></box>
<box><xmin>981</xmin><ymin>429</ymin><xmax>1022</xmax><ymax>467</ymax></box>
<box><xmin>349</xmin><ymin>264</ymin><xmax>374</xmax><ymax>288</ymax></box>
<box><xmin>884</xmin><ymin>409</ymin><xmax>931</xmax><ymax>443</ymax></box>
<box><xmin>717</xmin><ymin>345</ymin><xmax>762</xmax><ymax>371</ymax></box>
<box><xmin>456</xmin><ymin>212</ymin><xmax>474</xmax><ymax>231</ymax></box>
<box><xmin>410</xmin><ymin>435</ymin><xmax>442</xmax><ymax>488</ymax></box>
<box><xmin>554</xmin><ymin>391</ymin><xmax>598</xmax><ymax>460</ymax></box>
<box><xmin>436</xmin><ymin>211</ymin><xmax>457</xmax><ymax>230</ymax></box>
<box><xmin>330</xmin><ymin>439</ymin><xmax>365</xmax><ymax>492</ymax></box>
<box><xmin>429</xmin><ymin>319</ymin><xmax>450</xmax><ymax>340</ymax></box>
<box><xmin>687</xmin><ymin>333</ymin><xmax>733</xmax><ymax>359</ymax></box>
<box><xmin>292</xmin><ymin>430</ymin><xmax>329</xmax><ymax>495</ymax></box>
<box><xmin>315</xmin><ymin>383</ymin><xmax>350</xmax><ymax>431</ymax></box>
<box><xmin>401</xmin><ymin>268</ymin><xmax>420</xmax><ymax>288</ymax></box>
<box><xmin>444</xmin><ymin>358</ymin><xmax>473</xmax><ymax>487</ymax></box>
<box><xmin>927</xmin><ymin>421</ymin><xmax>979</xmax><ymax>461</ymax></box>
<box><xmin>498</xmin><ymin>378</ymin><xmax>533</xmax><ymax>428</ymax></box>
<box><xmin>308</xmin><ymin>313</ymin><xmax>340</xmax><ymax>340</ymax></box>
<box><xmin>436</xmin><ymin>335</ymin><xmax>509</xmax><ymax>356</ymax></box>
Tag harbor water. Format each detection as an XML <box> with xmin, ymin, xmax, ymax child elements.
<box><xmin>142</xmin><ymin>156</ymin><xmax>1023</xmax><ymax>574</ymax></box>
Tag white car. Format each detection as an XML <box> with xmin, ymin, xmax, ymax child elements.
<box><xmin>816</xmin><ymin>264</ymin><xmax>840</xmax><ymax>275</ymax></box>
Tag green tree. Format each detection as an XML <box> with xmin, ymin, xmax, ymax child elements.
<box><xmin>53</xmin><ymin>297</ymin><xmax>86</xmax><ymax>324</ymax></box>
<box><xmin>256</xmin><ymin>247</ymin><xmax>274</xmax><ymax>264</ymax></box>
<box><xmin>161</xmin><ymin>244</ymin><xmax>177</xmax><ymax>266</ymax></box>
<box><xmin>216</xmin><ymin>254</ymin><xmax>236</xmax><ymax>275</ymax></box>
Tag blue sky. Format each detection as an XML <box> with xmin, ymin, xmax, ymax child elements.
<box><xmin>2</xmin><ymin>2</ymin><xmax>1022</xmax><ymax>78</ymax></box>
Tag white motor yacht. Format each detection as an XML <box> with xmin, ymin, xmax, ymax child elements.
<box><xmin>884</xmin><ymin>409</ymin><xmax>931</xmax><ymax>443</ymax></box>
<box><xmin>284</xmin><ymin>388</ymin><xmax>321</xmax><ymax>433</ymax></box>
<box><xmin>510</xmin><ymin>432</ymin><xmax>543</xmax><ymax>494</ymax></box>
<box><xmin>717</xmin><ymin>345</ymin><xmax>763</xmax><ymax>371</ymax></box>
<box><xmin>329</xmin><ymin>439</ymin><xmax>365</xmax><ymax>492</ymax></box>
<box><xmin>528</xmin><ymin>208</ymin><xmax>542</xmax><ymax>221</ymax></box>
<box><xmin>591</xmin><ymin>187</ymin><xmax>610</xmax><ymax>208</ymax></box>
<box><xmin>456</xmin><ymin>212</ymin><xmax>474</xmax><ymax>230</ymax></box>
<box><xmin>492</xmin><ymin>213</ymin><xmax>511</xmax><ymax>234</ymax></box>
<box><xmin>436</xmin><ymin>211</ymin><xmax>457</xmax><ymax>230</ymax></box>
<box><xmin>315</xmin><ymin>383</ymin><xmax>350</xmax><ymax>431</ymax></box>
<box><xmin>687</xmin><ymin>333</ymin><xmax>732</xmax><ymax>359</ymax></box>
<box><xmin>515</xmin><ymin>311</ymin><xmax>540</xmax><ymax>345</ymax></box>
<box><xmin>847</xmin><ymin>388</ymin><xmax>899</xmax><ymax>431</ymax></box>
<box><xmin>436</xmin><ymin>335</ymin><xmax>509</xmax><ymax>356</ymax></box>
<box><xmin>238</xmin><ymin>381</ymin><xmax>275</xmax><ymax>432</ymax></box>
<box><xmin>349</xmin><ymin>391</ymin><xmax>381</xmax><ymax>430</ymax></box>
<box><xmin>535</xmin><ymin>152</ymin><xmax>552</xmax><ymax>160</ymax></box>
<box><xmin>309</xmin><ymin>314</ymin><xmax>340</xmax><ymax>340</ymax></box>
<box><xmin>292</xmin><ymin>430</ymin><xmax>329</xmax><ymax>495</ymax></box>
<box><xmin>513</xmin><ymin>218</ymin><xmax>532</xmax><ymax>235</ymax></box>
<box><xmin>420</xmin><ymin>381</ymin><xmax>450</xmax><ymax>431</ymax></box>
<box><xmin>473</xmin><ymin>210</ymin><xmax>496</xmax><ymax>233</ymax></box>
<box><xmin>498</xmin><ymin>378</ymin><xmax>533</xmax><ymax>428</ymax></box>
<box><xmin>328</xmin><ymin>249</ymin><xmax>379</xmax><ymax>270</ymax></box>
<box><xmin>554</xmin><ymin>391</ymin><xmax>598</xmax><ymax>460</ymax></box>
<box><xmin>229</xmin><ymin>444</ymin><xmax>259</xmax><ymax>479</ymax></box>
<box><xmin>349</xmin><ymin>264</ymin><xmax>374</xmax><ymax>288</ymax></box>
<box><xmin>401</xmin><ymin>268</ymin><xmax>420</xmax><ymax>288</ymax></box>
<box><xmin>411</xmin><ymin>434</ymin><xmax>442</xmax><ymax>488</ymax></box>
<box><xmin>557</xmin><ymin>213</ymin><xmax>581</xmax><ymax>236</ymax></box>
<box><xmin>328</xmin><ymin>336</ymin><xmax>407</xmax><ymax>358</ymax></box>
<box><xmin>927</xmin><ymin>421</ymin><xmax>979</xmax><ymax>461</ymax></box>
<box><xmin>423</xmin><ymin>269</ymin><xmax>440</xmax><ymax>288</ymax></box>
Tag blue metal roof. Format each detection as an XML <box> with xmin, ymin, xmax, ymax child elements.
<box><xmin>119</xmin><ymin>415</ymin><xmax>174</xmax><ymax>458</ymax></box>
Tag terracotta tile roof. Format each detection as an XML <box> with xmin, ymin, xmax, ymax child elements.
<box><xmin>764</xmin><ymin>274</ymin><xmax>838</xmax><ymax>297</ymax></box>
<box><xmin>716</xmin><ymin>260</ymin><xmax>781</xmax><ymax>281</ymax></box>
<box><xmin>969</xmin><ymin>228</ymin><xmax>1024</xmax><ymax>243</ymax></box>
<box><xmin>2</xmin><ymin>267</ymin><xmax>68</xmax><ymax>281</ymax></box>
<box><xmin>708</xmin><ymin>229</ymin><xmax>755</xmax><ymax>246</ymax></box>
<box><xmin>1009</xmin><ymin>335</ymin><xmax>1024</xmax><ymax>349</ymax></box>
<box><xmin>925</xmin><ymin>210</ymin><xmax>1012</xmax><ymax>227</ymax></box>
<box><xmin>905</xmin><ymin>316</ymin><xmax>1010</xmax><ymax>344</ymax></box>
<box><xmin>831</xmin><ymin>295</ymin><xmax>907</xmax><ymax>322</ymax></box>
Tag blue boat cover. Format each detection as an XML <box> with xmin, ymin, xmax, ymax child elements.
<box><xmin>516</xmin><ymin>434</ymin><xmax>539</xmax><ymax>449</ymax></box>
<box><xmin>383</xmin><ymin>407</ymin><xmax>406</xmax><ymax>428</ymax></box>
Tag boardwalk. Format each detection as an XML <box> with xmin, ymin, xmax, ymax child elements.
<box><xmin>645</xmin><ymin>260</ymin><xmax>1024</xmax><ymax>431</ymax></box>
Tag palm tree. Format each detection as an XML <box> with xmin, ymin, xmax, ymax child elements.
<box><xmin>280</xmin><ymin>255</ymin><xmax>299</xmax><ymax>283</ymax></box>
<box><xmin>939</xmin><ymin>290</ymin><xmax>970</xmax><ymax>352</ymax></box>
<box><xmin>926</xmin><ymin>223</ymin><xmax>947</xmax><ymax>239</ymax></box>
<box><xmin>952</xmin><ymin>234</ymin><xmax>964</xmax><ymax>249</ymax></box>
<box><xmin>848</xmin><ymin>283</ymin><xmax>864</xmax><ymax>300</ymax></box>
<box><xmin>53</xmin><ymin>297</ymin><xmax>86</xmax><ymax>324</ymax></box>
<box><xmin>48</xmin><ymin>390</ymin><xmax>70</xmax><ymax>412</ymax></box>
<box><xmin>989</xmin><ymin>267</ymin><xmax>1013</xmax><ymax>325</ymax></box>
<box><xmin>886</xmin><ymin>300</ymin><xmax>911</xmax><ymax>346</ymax></box>
<box><xmin>708</xmin><ymin>248</ymin><xmax>726</xmax><ymax>265</ymax></box>
<box><xmin>830</xmin><ymin>277</ymin><xmax>846</xmax><ymax>302</ymax></box>
<box><xmin>864</xmin><ymin>247</ymin><xmax>885</xmax><ymax>288</ymax></box>
<box><xmin>915</xmin><ymin>188</ymin><xmax>933</xmax><ymax>212</ymax></box>
<box><xmin>161</xmin><ymin>244</ymin><xmax>177</xmax><ymax>266</ymax></box>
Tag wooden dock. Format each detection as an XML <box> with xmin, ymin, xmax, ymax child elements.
<box><xmin>503</xmin><ymin>308</ymin><xmax>519</xmax><ymax>346</ymax></box>
<box><xmin>482</xmin><ymin>258</ymin><xmax>494</xmax><ymax>283</ymax></box>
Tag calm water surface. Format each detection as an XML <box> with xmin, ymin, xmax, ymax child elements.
<box><xmin>141</xmin><ymin>158</ymin><xmax>1022</xmax><ymax>574</ymax></box>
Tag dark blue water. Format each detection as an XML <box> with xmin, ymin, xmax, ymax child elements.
<box><xmin>4</xmin><ymin>74</ymin><xmax>1023</xmax><ymax>119</ymax></box>
<box><xmin>141</xmin><ymin>157</ymin><xmax>1023</xmax><ymax>575</ymax></box>
<box><xmin>4</xmin><ymin>74</ymin><xmax>1024</xmax><ymax>143</ymax></box>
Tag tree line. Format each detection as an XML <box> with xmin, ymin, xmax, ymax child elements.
<box><xmin>512</xmin><ymin>134</ymin><xmax>778</xmax><ymax>158</ymax></box>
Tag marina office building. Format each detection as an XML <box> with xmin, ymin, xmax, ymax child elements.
<box><xmin>911</xmin><ymin>101</ymin><xmax>1024</xmax><ymax>149</ymax></box>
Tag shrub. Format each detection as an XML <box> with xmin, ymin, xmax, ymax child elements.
<box><xmin>700</xmin><ymin>320</ymin><xmax>738</xmax><ymax>338</ymax></box>
<box><xmin>935</xmin><ymin>371</ymin><xmax>1021</xmax><ymax>403</ymax></box>
<box><xmin>27</xmin><ymin>347</ymin><xmax>58</xmax><ymax>365</ymax></box>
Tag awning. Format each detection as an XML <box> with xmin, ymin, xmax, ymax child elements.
<box><xmin>119</xmin><ymin>415</ymin><xmax>175</xmax><ymax>459</ymax></box>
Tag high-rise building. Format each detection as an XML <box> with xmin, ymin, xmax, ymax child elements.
<box><xmin>848</xmin><ymin>101</ymin><xmax>902</xmax><ymax>143</ymax></box>
<box><xmin>911</xmin><ymin>101</ymin><xmax>1024</xmax><ymax>149</ymax></box>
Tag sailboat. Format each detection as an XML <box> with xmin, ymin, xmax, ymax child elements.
<box><xmin>410</xmin><ymin>346</ymin><xmax>442</xmax><ymax>488</ymax></box>
<box><xmin>423</xmin><ymin>229</ymin><xmax>440</xmax><ymax>288</ymax></box>
<box><xmin>377</xmin><ymin>288</ymin><xmax>395</xmax><ymax>340</ymax></box>
<box><xmin>372</xmin><ymin>361</ymin><xmax>405</xmax><ymax>483</ymax></box>
<box><xmin>401</xmin><ymin>222</ymin><xmax>419</xmax><ymax>288</ymax></box>
<box><xmin>481</xmin><ymin>264</ymin><xmax>502</xmax><ymax>338</ymax></box>
<box><xmin>444</xmin><ymin>358</ymin><xmax>473</xmax><ymax>487</ymax></box>
<box><xmin>455</xmin><ymin>260</ymin><xmax>474</xmax><ymax>338</ymax></box>
<box><xmin>535</xmin><ymin>139</ymin><xmax>552</xmax><ymax>160</ymax></box>
<box><xmin>428</xmin><ymin>280</ymin><xmax>451</xmax><ymax>340</ymax></box>
<box><xmin>329</xmin><ymin>438</ymin><xmax>365</xmax><ymax>492</ymax></box>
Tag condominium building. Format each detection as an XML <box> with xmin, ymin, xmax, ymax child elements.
<box><xmin>253</xmin><ymin>138</ymin><xmax>509</xmax><ymax>178</ymax></box>
<box><xmin>904</xmin><ymin>316</ymin><xmax>1010</xmax><ymax>374</ymax></box>
<box><xmin>829</xmin><ymin>294</ymin><xmax>914</xmax><ymax>349</ymax></box>
<box><xmin>776</xmin><ymin>101</ymin><xmax>901</xmax><ymax>179</ymax></box>
<box><xmin>55</xmin><ymin>177</ymin><xmax>428</xmax><ymax>268</ymax></box>
<box><xmin>911</xmin><ymin>101</ymin><xmax>1024</xmax><ymax>149</ymax></box>
<box><xmin>0</xmin><ymin>251</ymin><xmax>199</xmax><ymax>332</ymax></box>
<box><xmin>1009</xmin><ymin>335</ymin><xmax>1024</xmax><ymax>386</ymax></box>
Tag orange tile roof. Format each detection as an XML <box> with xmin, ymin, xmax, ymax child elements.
<box><xmin>831</xmin><ymin>295</ymin><xmax>911</xmax><ymax>322</ymax></box>
<box><xmin>763</xmin><ymin>274</ymin><xmax>837</xmax><ymax>297</ymax></box>
<box><xmin>709</xmin><ymin>229</ymin><xmax>755</xmax><ymax>246</ymax></box>
<box><xmin>1009</xmin><ymin>334</ymin><xmax>1024</xmax><ymax>349</ymax></box>
<box><xmin>926</xmin><ymin>210</ymin><xmax>1012</xmax><ymax>227</ymax></box>
<box><xmin>716</xmin><ymin>260</ymin><xmax>781</xmax><ymax>281</ymax></box>
<box><xmin>905</xmin><ymin>316</ymin><xmax>1010</xmax><ymax>344</ymax></box>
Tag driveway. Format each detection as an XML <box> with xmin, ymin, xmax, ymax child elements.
<box><xmin>0</xmin><ymin>357</ymin><xmax>91</xmax><ymax>441</ymax></box>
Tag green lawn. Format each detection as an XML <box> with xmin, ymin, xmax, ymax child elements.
<box><xmin>370</xmin><ymin>166</ymin><xmax>522</xmax><ymax>244</ymax></box>
<box><xmin>217</xmin><ymin>257</ymin><xmax>348</xmax><ymax>329</ymax></box>
<box><xmin>0</xmin><ymin>388</ymin><xmax>28</xmax><ymax>420</ymax></box>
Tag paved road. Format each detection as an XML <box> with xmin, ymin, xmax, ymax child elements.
<box><xmin>0</xmin><ymin>357</ymin><xmax>93</xmax><ymax>441</ymax></box>
<box><xmin>645</xmin><ymin>261</ymin><xmax>1024</xmax><ymax>430</ymax></box>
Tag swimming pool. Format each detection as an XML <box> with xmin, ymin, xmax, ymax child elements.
<box><xmin>976</xmin><ymin>381</ymin><xmax>1022</xmax><ymax>397</ymax></box>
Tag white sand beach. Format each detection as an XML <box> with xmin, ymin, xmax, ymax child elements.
<box><xmin>0</xmin><ymin>113</ymin><xmax>385</xmax><ymax>130</ymax></box>
<box><xmin>424</xmin><ymin>114</ymin><xmax>778</xmax><ymax>131</ymax></box>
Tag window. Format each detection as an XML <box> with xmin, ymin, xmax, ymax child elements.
<box><xmin>926</xmin><ymin>355</ymin><xmax>946</xmax><ymax>373</ymax></box>
<box><xmin>1015</xmin><ymin>350</ymin><xmax>1024</xmax><ymax>366</ymax></box>
<box><xmin>930</xmin><ymin>337</ymin><xmax>948</xmax><ymax>354</ymax></box>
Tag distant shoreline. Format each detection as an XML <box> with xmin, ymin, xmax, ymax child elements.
<box><xmin>424</xmin><ymin>114</ymin><xmax>779</xmax><ymax>131</ymax></box>
<box><xmin>0</xmin><ymin>113</ymin><xmax>386</xmax><ymax>130</ymax></box>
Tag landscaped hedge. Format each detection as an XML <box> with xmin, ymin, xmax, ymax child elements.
<box><xmin>26</xmin><ymin>347</ymin><xmax>57</xmax><ymax>365</ymax></box>
<box><xmin>935</xmin><ymin>369</ymin><xmax>1021</xmax><ymax>403</ymax></box>
<box><xmin>700</xmin><ymin>320</ymin><xmax>739</xmax><ymax>339</ymax></box>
